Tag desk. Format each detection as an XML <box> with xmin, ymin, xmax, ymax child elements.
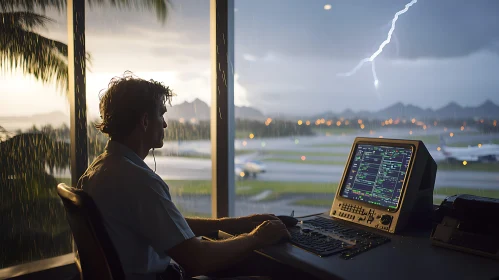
<box><xmin>219</xmin><ymin>212</ymin><xmax>499</xmax><ymax>280</ymax></box>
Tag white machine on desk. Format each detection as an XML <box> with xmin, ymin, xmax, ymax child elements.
<box><xmin>330</xmin><ymin>137</ymin><xmax>437</xmax><ymax>233</ymax></box>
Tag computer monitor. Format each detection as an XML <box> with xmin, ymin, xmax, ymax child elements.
<box><xmin>330</xmin><ymin>137</ymin><xmax>437</xmax><ymax>233</ymax></box>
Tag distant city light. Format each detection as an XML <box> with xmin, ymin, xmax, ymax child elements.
<box><xmin>369</xmin><ymin>130</ymin><xmax>374</xmax><ymax>135</ymax></box>
<box><xmin>437</xmin><ymin>147</ymin><xmax>441</xmax><ymax>151</ymax></box>
<box><xmin>449</xmin><ymin>132</ymin><xmax>454</xmax><ymax>137</ymax></box>
<box><xmin>423</xmin><ymin>125</ymin><xmax>427</xmax><ymax>130</ymax></box>
<box><xmin>358</xmin><ymin>119</ymin><xmax>363</xmax><ymax>124</ymax></box>
<box><xmin>240</xmin><ymin>172</ymin><xmax>246</xmax><ymax>177</ymax></box>
<box><xmin>261</xmin><ymin>142</ymin><xmax>266</xmax><ymax>147</ymax></box>
<box><xmin>242</xmin><ymin>141</ymin><xmax>247</xmax><ymax>146</ymax></box>
<box><xmin>462</xmin><ymin>161</ymin><xmax>468</xmax><ymax>166</ymax></box>
<box><xmin>306</xmin><ymin>120</ymin><xmax>311</xmax><ymax>126</ymax></box>
<box><xmin>444</xmin><ymin>127</ymin><xmax>448</xmax><ymax>132</ymax></box>
<box><xmin>411</xmin><ymin>118</ymin><xmax>416</xmax><ymax>124</ymax></box>
<box><xmin>294</xmin><ymin>139</ymin><xmax>299</xmax><ymax>144</ymax></box>
<box><xmin>301</xmin><ymin>156</ymin><xmax>306</xmax><ymax>161</ymax></box>
<box><xmin>345</xmin><ymin>120</ymin><xmax>350</xmax><ymax>125</ymax></box>
<box><xmin>336</xmin><ymin>121</ymin><xmax>341</xmax><ymax>126</ymax></box>
<box><xmin>360</xmin><ymin>124</ymin><xmax>365</xmax><ymax>129</ymax></box>
<box><xmin>409</xmin><ymin>130</ymin><xmax>413</xmax><ymax>135</ymax></box>
<box><xmin>494</xmin><ymin>120</ymin><xmax>497</xmax><ymax>127</ymax></box>
<box><xmin>324</xmin><ymin>4</ymin><xmax>332</xmax><ymax>10</ymax></box>
<box><xmin>434</xmin><ymin>121</ymin><xmax>438</xmax><ymax>126</ymax></box>
<box><xmin>379</xmin><ymin>136</ymin><xmax>383</xmax><ymax>138</ymax></box>
<box><xmin>179</xmin><ymin>117</ymin><xmax>185</xmax><ymax>124</ymax></box>
<box><xmin>478</xmin><ymin>144</ymin><xmax>482</xmax><ymax>148</ymax></box>
<box><xmin>326</xmin><ymin>120</ymin><xmax>332</xmax><ymax>126</ymax></box>
<box><xmin>298</xmin><ymin>120</ymin><xmax>303</xmax><ymax>125</ymax></box>
<box><xmin>460</xmin><ymin>126</ymin><xmax>465</xmax><ymax>131</ymax></box>
<box><xmin>249</xmin><ymin>133</ymin><xmax>254</xmax><ymax>139</ymax></box>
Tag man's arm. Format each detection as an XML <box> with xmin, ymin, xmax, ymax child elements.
<box><xmin>168</xmin><ymin>220</ymin><xmax>290</xmax><ymax>277</ymax></box>
<box><xmin>186</xmin><ymin>214</ymin><xmax>280</xmax><ymax>236</ymax></box>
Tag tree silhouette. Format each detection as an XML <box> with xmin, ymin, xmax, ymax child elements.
<box><xmin>0</xmin><ymin>0</ymin><xmax>171</xmax><ymax>92</ymax></box>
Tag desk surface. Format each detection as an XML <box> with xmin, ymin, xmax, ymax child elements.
<box><xmin>221</xmin><ymin>213</ymin><xmax>499</xmax><ymax>280</ymax></box>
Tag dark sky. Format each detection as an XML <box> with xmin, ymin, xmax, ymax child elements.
<box><xmin>2</xmin><ymin>0</ymin><xmax>499</xmax><ymax>117</ymax></box>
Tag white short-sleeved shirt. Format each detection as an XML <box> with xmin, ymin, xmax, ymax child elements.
<box><xmin>78</xmin><ymin>140</ymin><xmax>195</xmax><ymax>280</ymax></box>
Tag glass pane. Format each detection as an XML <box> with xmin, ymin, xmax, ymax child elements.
<box><xmin>0</xmin><ymin>7</ymin><xmax>72</xmax><ymax>267</ymax></box>
<box><xmin>234</xmin><ymin>0</ymin><xmax>499</xmax><ymax>217</ymax></box>
<box><xmin>85</xmin><ymin>0</ymin><xmax>211</xmax><ymax>218</ymax></box>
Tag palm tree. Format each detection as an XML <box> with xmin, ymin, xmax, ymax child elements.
<box><xmin>0</xmin><ymin>0</ymin><xmax>171</xmax><ymax>92</ymax></box>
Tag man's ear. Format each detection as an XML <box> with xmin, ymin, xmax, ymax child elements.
<box><xmin>140</xmin><ymin>113</ymin><xmax>149</xmax><ymax>132</ymax></box>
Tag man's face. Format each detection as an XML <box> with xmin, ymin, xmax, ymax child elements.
<box><xmin>145</xmin><ymin>102</ymin><xmax>167</xmax><ymax>149</ymax></box>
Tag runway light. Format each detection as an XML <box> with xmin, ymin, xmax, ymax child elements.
<box><xmin>240</xmin><ymin>172</ymin><xmax>246</xmax><ymax>177</ymax></box>
<box><xmin>449</xmin><ymin>132</ymin><xmax>454</xmax><ymax>137</ymax></box>
<box><xmin>324</xmin><ymin>4</ymin><xmax>332</xmax><ymax>10</ymax></box>
<box><xmin>249</xmin><ymin>133</ymin><xmax>254</xmax><ymax>139</ymax></box>
<box><xmin>301</xmin><ymin>156</ymin><xmax>306</xmax><ymax>161</ymax></box>
<box><xmin>462</xmin><ymin>161</ymin><xmax>467</xmax><ymax>166</ymax></box>
<box><xmin>478</xmin><ymin>144</ymin><xmax>482</xmax><ymax>148</ymax></box>
<box><xmin>437</xmin><ymin>147</ymin><xmax>441</xmax><ymax>151</ymax></box>
<box><xmin>298</xmin><ymin>120</ymin><xmax>303</xmax><ymax>125</ymax></box>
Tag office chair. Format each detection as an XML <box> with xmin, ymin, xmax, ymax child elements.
<box><xmin>57</xmin><ymin>183</ymin><xmax>125</xmax><ymax>280</ymax></box>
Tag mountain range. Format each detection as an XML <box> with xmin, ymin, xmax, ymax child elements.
<box><xmin>310</xmin><ymin>100</ymin><xmax>499</xmax><ymax>120</ymax></box>
<box><xmin>1</xmin><ymin>100</ymin><xmax>498</xmax><ymax>131</ymax></box>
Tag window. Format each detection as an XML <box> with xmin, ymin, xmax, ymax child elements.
<box><xmin>233</xmin><ymin>0</ymin><xmax>499</xmax><ymax>217</ymax></box>
<box><xmin>85</xmin><ymin>0</ymin><xmax>211</xmax><ymax>218</ymax></box>
<box><xmin>0</xmin><ymin>5</ymin><xmax>72</xmax><ymax>268</ymax></box>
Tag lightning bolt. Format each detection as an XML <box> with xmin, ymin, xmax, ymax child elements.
<box><xmin>337</xmin><ymin>0</ymin><xmax>418</xmax><ymax>89</ymax></box>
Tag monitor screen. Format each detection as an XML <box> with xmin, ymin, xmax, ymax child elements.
<box><xmin>339</xmin><ymin>143</ymin><xmax>413</xmax><ymax>209</ymax></box>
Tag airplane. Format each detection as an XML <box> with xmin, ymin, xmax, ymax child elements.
<box><xmin>439</xmin><ymin>135</ymin><xmax>499</xmax><ymax>163</ymax></box>
<box><xmin>235</xmin><ymin>160</ymin><xmax>267</xmax><ymax>179</ymax></box>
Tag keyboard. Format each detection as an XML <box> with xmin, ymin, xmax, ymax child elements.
<box><xmin>289</xmin><ymin>216</ymin><xmax>391</xmax><ymax>259</ymax></box>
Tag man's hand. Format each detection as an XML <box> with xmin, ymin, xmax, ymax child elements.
<box><xmin>249</xmin><ymin>220</ymin><xmax>291</xmax><ymax>248</ymax></box>
<box><xmin>234</xmin><ymin>213</ymin><xmax>281</xmax><ymax>233</ymax></box>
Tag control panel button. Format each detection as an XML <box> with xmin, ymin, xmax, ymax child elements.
<box><xmin>380</xmin><ymin>215</ymin><xmax>392</xmax><ymax>225</ymax></box>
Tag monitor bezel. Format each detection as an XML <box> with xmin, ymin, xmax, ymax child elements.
<box><xmin>336</xmin><ymin>140</ymin><xmax>416</xmax><ymax>212</ymax></box>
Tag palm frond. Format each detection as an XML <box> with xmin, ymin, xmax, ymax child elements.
<box><xmin>0</xmin><ymin>11</ymin><xmax>54</xmax><ymax>31</ymax></box>
<box><xmin>1</xmin><ymin>0</ymin><xmax>172</xmax><ymax>22</ymax></box>
<box><xmin>0</xmin><ymin>28</ymin><xmax>68</xmax><ymax>91</ymax></box>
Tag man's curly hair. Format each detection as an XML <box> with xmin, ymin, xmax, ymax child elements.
<box><xmin>95</xmin><ymin>71</ymin><xmax>174</xmax><ymax>140</ymax></box>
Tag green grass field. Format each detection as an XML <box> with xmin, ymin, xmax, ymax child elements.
<box><xmin>312</xmin><ymin>127</ymin><xmax>359</xmax><ymax>135</ymax></box>
<box><xmin>437</xmin><ymin>162</ymin><xmax>499</xmax><ymax>172</ymax></box>
<box><xmin>265</xmin><ymin>158</ymin><xmax>347</xmax><ymax>165</ymax></box>
<box><xmin>167</xmin><ymin>180</ymin><xmax>338</xmax><ymax>197</ymax></box>
<box><xmin>250</xmin><ymin>150</ymin><xmax>348</xmax><ymax>157</ymax></box>
<box><xmin>448</xmin><ymin>139</ymin><xmax>499</xmax><ymax>147</ymax></box>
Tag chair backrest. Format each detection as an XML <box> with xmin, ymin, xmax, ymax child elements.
<box><xmin>57</xmin><ymin>183</ymin><xmax>125</xmax><ymax>280</ymax></box>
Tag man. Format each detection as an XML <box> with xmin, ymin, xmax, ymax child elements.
<box><xmin>77</xmin><ymin>72</ymin><xmax>291</xmax><ymax>280</ymax></box>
